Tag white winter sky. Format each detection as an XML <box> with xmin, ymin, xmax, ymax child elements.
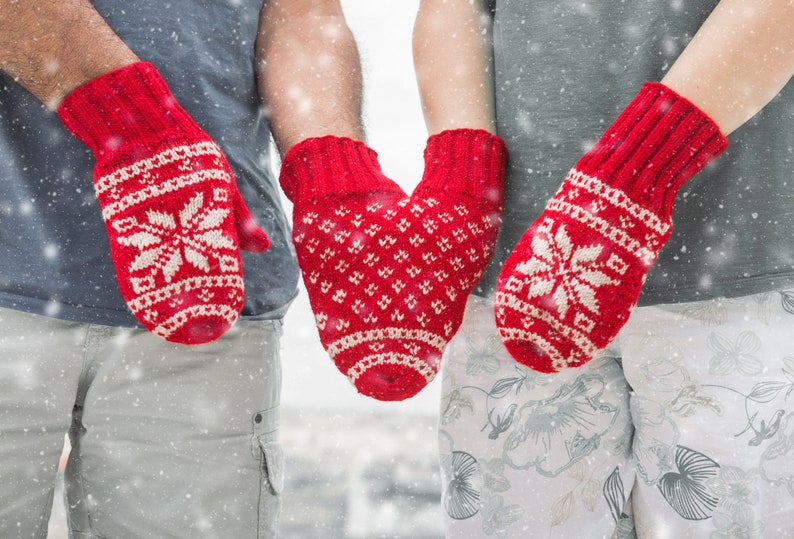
<box><xmin>279</xmin><ymin>0</ymin><xmax>443</xmax><ymax>414</ymax></box>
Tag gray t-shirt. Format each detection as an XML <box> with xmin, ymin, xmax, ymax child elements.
<box><xmin>0</xmin><ymin>1</ymin><xmax>298</xmax><ymax>326</ymax></box>
<box><xmin>477</xmin><ymin>0</ymin><xmax>794</xmax><ymax>306</ymax></box>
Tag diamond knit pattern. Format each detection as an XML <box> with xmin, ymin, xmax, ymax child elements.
<box><xmin>280</xmin><ymin>130</ymin><xmax>507</xmax><ymax>401</ymax></box>
<box><xmin>495</xmin><ymin>83</ymin><xmax>729</xmax><ymax>373</ymax></box>
<box><xmin>58</xmin><ymin>62</ymin><xmax>270</xmax><ymax>345</ymax></box>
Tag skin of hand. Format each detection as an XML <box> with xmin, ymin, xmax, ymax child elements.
<box><xmin>257</xmin><ymin>0</ymin><xmax>365</xmax><ymax>155</ymax></box>
<box><xmin>662</xmin><ymin>0</ymin><xmax>794</xmax><ymax>135</ymax></box>
<box><xmin>413</xmin><ymin>0</ymin><xmax>497</xmax><ymax>135</ymax></box>
<box><xmin>0</xmin><ymin>0</ymin><xmax>139</xmax><ymax>108</ymax></box>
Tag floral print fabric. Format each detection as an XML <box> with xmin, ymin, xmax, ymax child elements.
<box><xmin>439</xmin><ymin>293</ymin><xmax>794</xmax><ymax>537</ymax></box>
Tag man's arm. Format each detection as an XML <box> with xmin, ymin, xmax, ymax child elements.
<box><xmin>0</xmin><ymin>0</ymin><xmax>138</xmax><ymax>108</ymax></box>
<box><xmin>412</xmin><ymin>0</ymin><xmax>496</xmax><ymax>135</ymax></box>
<box><xmin>256</xmin><ymin>0</ymin><xmax>364</xmax><ymax>155</ymax></box>
<box><xmin>662</xmin><ymin>0</ymin><xmax>794</xmax><ymax>134</ymax></box>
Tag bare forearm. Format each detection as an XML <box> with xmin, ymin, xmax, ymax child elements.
<box><xmin>0</xmin><ymin>0</ymin><xmax>138</xmax><ymax>108</ymax></box>
<box><xmin>257</xmin><ymin>0</ymin><xmax>363</xmax><ymax>155</ymax></box>
<box><xmin>413</xmin><ymin>0</ymin><xmax>495</xmax><ymax>135</ymax></box>
<box><xmin>662</xmin><ymin>0</ymin><xmax>794</xmax><ymax>134</ymax></box>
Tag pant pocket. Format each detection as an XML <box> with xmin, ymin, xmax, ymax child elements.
<box><xmin>251</xmin><ymin>407</ymin><xmax>283</xmax><ymax>538</ymax></box>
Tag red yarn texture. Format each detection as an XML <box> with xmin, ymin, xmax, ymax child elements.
<box><xmin>495</xmin><ymin>83</ymin><xmax>728</xmax><ymax>372</ymax></box>
<box><xmin>58</xmin><ymin>62</ymin><xmax>269</xmax><ymax>345</ymax></box>
<box><xmin>280</xmin><ymin>129</ymin><xmax>507</xmax><ymax>400</ymax></box>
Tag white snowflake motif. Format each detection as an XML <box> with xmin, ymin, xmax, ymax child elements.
<box><xmin>515</xmin><ymin>222</ymin><xmax>617</xmax><ymax>318</ymax></box>
<box><xmin>114</xmin><ymin>191</ymin><xmax>237</xmax><ymax>285</ymax></box>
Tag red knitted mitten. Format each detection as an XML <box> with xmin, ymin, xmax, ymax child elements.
<box><xmin>495</xmin><ymin>83</ymin><xmax>728</xmax><ymax>372</ymax></box>
<box><xmin>58</xmin><ymin>62</ymin><xmax>270</xmax><ymax>345</ymax></box>
<box><xmin>280</xmin><ymin>129</ymin><xmax>506</xmax><ymax>400</ymax></box>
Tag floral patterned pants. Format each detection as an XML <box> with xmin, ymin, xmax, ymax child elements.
<box><xmin>439</xmin><ymin>292</ymin><xmax>794</xmax><ymax>538</ymax></box>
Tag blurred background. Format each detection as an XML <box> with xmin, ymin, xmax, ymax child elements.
<box><xmin>50</xmin><ymin>1</ymin><xmax>446</xmax><ymax>537</ymax></box>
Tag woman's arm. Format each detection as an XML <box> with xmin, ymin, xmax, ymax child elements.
<box><xmin>662</xmin><ymin>0</ymin><xmax>794</xmax><ymax>134</ymax></box>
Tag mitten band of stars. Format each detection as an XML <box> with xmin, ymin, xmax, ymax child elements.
<box><xmin>58</xmin><ymin>62</ymin><xmax>270</xmax><ymax>345</ymax></box>
<box><xmin>280</xmin><ymin>129</ymin><xmax>507</xmax><ymax>400</ymax></box>
<box><xmin>495</xmin><ymin>82</ymin><xmax>728</xmax><ymax>373</ymax></box>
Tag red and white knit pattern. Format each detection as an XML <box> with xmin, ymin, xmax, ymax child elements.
<box><xmin>495</xmin><ymin>82</ymin><xmax>728</xmax><ymax>373</ymax></box>
<box><xmin>58</xmin><ymin>62</ymin><xmax>269</xmax><ymax>344</ymax></box>
<box><xmin>495</xmin><ymin>168</ymin><xmax>669</xmax><ymax>371</ymax></box>
<box><xmin>281</xmin><ymin>130</ymin><xmax>506</xmax><ymax>400</ymax></box>
<box><xmin>298</xmin><ymin>193</ymin><xmax>495</xmax><ymax>387</ymax></box>
<box><xmin>98</xmin><ymin>141</ymin><xmax>245</xmax><ymax>341</ymax></box>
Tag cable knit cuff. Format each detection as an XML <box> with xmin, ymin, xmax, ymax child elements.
<box><xmin>57</xmin><ymin>62</ymin><xmax>205</xmax><ymax>157</ymax></box>
<box><xmin>278</xmin><ymin>135</ymin><xmax>401</xmax><ymax>203</ymax></box>
<box><xmin>576</xmin><ymin>82</ymin><xmax>728</xmax><ymax>218</ymax></box>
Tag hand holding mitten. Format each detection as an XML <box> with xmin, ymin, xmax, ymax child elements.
<box><xmin>280</xmin><ymin>129</ymin><xmax>506</xmax><ymax>400</ymax></box>
<box><xmin>58</xmin><ymin>62</ymin><xmax>270</xmax><ymax>345</ymax></box>
<box><xmin>495</xmin><ymin>83</ymin><xmax>728</xmax><ymax>372</ymax></box>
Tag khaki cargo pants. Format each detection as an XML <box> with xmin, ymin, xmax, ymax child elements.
<box><xmin>0</xmin><ymin>307</ymin><xmax>283</xmax><ymax>538</ymax></box>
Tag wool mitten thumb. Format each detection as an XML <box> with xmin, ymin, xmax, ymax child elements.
<box><xmin>495</xmin><ymin>83</ymin><xmax>728</xmax><ymax>372</ymax></box>
<box><xmin>58</xmin><ymin>62</ymin><xmax>270</xmax><ymax>345</ymax></box>
<box><xmin>280</xmin><ymin>129</ymin><xmax>506</xmax><ymax>401</ymax></box>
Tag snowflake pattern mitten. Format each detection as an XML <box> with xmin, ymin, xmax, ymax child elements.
<box><xmin>495</xmin><ymin>83</ymin><xmax>728</xmax><ymax>372</ymax></box>
<box><xmin>280</xmin><ymin>129</ymin><xmax>506</xmax><ymax>400</ymax></box>
<box><xmin>58</xmin><ymin>62</ymin><xmax>270</xmax><ymax>345</ymax></box>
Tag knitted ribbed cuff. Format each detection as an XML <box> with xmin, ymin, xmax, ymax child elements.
<box><xmin>278</xmin><ymin>135</ymin><xmax>401</xmax><ymax>203</ymax></box>
<box><xmin>576</xmin><ymin>82</ymin><xmax>728</xmax><ymax>217</ymax></box>
<box><xmin>57</xmin><ymin>62</ymin><xmax>205</xmax><ymax>156</ymax></box>
<box><xmin>419</xmin><ymin>128</ymin><xmax>508</xmax><ymax>199</ymax></box>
